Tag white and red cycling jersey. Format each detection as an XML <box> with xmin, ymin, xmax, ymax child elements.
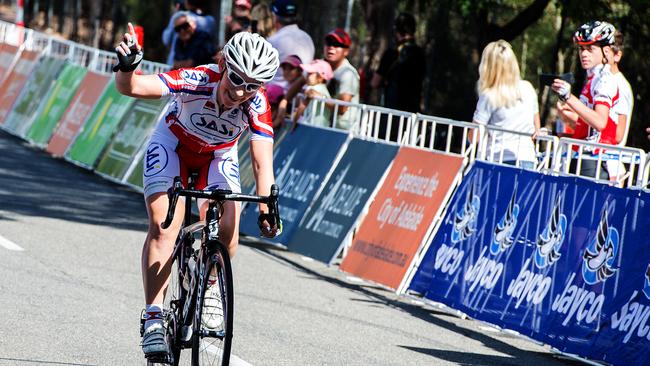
<box><xmin>157</xmin><ymin>64</ymin><xmax>274</xmax><ymax>154</ymax></box>
<box><xmin>572</xmin><ymin>64</ymin><xmax>619</xmax><ymax>146</ymax></box>
<box><xmin>142</xmin><ymin>64</ymin><xmax>274</xmax><ymax>198</ymax></box>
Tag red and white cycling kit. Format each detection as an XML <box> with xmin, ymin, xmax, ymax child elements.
<box><xmin>143</xmin><ymin>64</ymin><xmax>274</xmax><ymax>198</ymax></box>
<box><xmin>572</xmin><ymin>64</ymin><xmax>619</xmax><ymax>147</ymax></box>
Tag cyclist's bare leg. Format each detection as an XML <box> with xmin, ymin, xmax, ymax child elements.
<box><xmin>142</xmin><ymin>192</ymin><xmax>186</xmax><ymax>305</ymax></box>
<box><xmin>199</xmin><ymin>200</ymin><xmax>241</xmax><ymax>258</ymax></box>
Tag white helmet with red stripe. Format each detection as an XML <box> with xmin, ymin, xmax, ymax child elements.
<box><xmin>223</xmin><ymin>32</ymin><xmax>279</xmax><ymax>83</ymax></box>
<box><xmin>574</xmin><ymin>21</ymin><xmax>616</xmax><ymax>47</ymax></box>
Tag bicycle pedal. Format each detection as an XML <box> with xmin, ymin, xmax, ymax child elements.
<box><xmin>145</xmin><ymin>352</ymin><xmax>172</xmax><ymax>364</ymax></box>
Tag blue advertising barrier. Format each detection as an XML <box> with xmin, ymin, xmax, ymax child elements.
<box><xmin>239</xmin><ymin>124</ymin><xmax>349</xmax><ymax>245</ymax></box>
<box><xmin>288</xmin><ymin>138</ymin><xmax>399</xmax><ymax>263</ymax></box>
<box><xmin>408</xmin><ymin>161</ymin><xmax>650</xmax><ymax>365</ymax></box>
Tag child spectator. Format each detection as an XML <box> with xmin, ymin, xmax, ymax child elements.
<box><xmin>293</xmin><ymin>59</ymin><xmax>333</xmax><ymax>127</ymax></box>
<box><xmin>553</xmin><ymin>21</ymin><xmax>618</xmax><ymax>180</ymax></box>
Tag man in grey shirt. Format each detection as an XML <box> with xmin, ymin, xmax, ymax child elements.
<box><xmin>324</xmin><ymin>28</ymin><xmax>360</xmax><ymax>130</ymax></box>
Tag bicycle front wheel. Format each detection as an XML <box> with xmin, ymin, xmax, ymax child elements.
<box><xmin>192</xmin><ymin>241</ymin><xmax>234</xmax><ymax>366</ymax></box>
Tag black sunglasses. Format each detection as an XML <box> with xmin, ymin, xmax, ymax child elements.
<box><xmin>174</xmin><ymin>22</ymin><xmax>191</xmax><ymax>32</ymax></box>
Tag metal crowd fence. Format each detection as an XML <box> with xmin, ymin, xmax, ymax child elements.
<box><xmin>410</xmin><ymin>114</ymin><xmax>481</xmax><ymax>162</ymax></box>
<box><xmin>478</xmin><ymin>125</ymin><xmax>559</xmax><ymax>171</ymax></box>
<box><xmin>359</xmin><ymin>105</ymin><xmax>416</xmax><ymax>144</ymax></box>
<box><xmin>643</xmin><ymin>153</ymin><xmax>650</xmax><ymax>191</ymax></box>
<box><xmin>0</xmin><ymin>19</ymin><xmax>168</xmax><ymax>76</ymax></box>
<box><xmin>553</xmin><ymin>137</ymin><xmax>647</xmax><ymax>188</ymax></box>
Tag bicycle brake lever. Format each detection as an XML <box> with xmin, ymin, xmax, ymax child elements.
<box><xmin>161</xmin><ymin>177</ymin><xmax>183</xmax><ymax>229</ymax></box>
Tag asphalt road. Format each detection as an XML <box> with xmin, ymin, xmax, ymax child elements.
<box><xmin>0</xmin><ymin>130</ymin><xmax>583</xmax><ymax>366</ymax></box>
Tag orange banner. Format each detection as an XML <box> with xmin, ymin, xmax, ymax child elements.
<box><xmin>0</xmin><ymin>43</ymin><xmax>19</xmax><ymax>82</ymax></box>
<box><xmin>0</xmin><ymin>49</ymin><xmax>39</xmax><ymax>123</ymax></box>
<box><xmin>46</xmin><ymin>71</ymin><xmax>110</xmax><ymax>156</ymax></box>
<box><xmin>340</xmin><ymin>147</ymin><xmax>464</xmax><ymax>289</ymax></box>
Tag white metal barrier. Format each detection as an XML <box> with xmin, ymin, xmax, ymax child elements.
<box><xmin>553</xmin><ymin>138</ymin><xmax>647</xmax><ymax>188</ymax></box>
<box><xmin>359</xmin><ymin>105</ymin><xmax>416</xmax><ymax>144</ymax></box>
<box><xmin>297</xmin><ymin>97</ymin><xmax>365</xmax><ymax>132</ymax></box>
<box><xmin>410</xmin><ymin>114</ymin><xmax>481</xmax><ymax>161</ymax></box>
<box><xmin>479</xmin><ymin>125</ymin><xmax>559</xmax><ymax>171</ymax></box>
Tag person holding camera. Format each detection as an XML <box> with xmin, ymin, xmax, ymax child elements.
<box><xmin>472</xmin><ymin>40</ymin><xmax>540</xmax><ymax>169</ymax></box>
<box><xmin>552</xmin><ymin>21</ymin><xmax>619</xmax><ymax>180</ymax></box>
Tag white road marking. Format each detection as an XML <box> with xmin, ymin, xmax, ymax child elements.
<box><xmin>203</xmin><ymin>343</ymin><xmax>253</xmax><ymax>366</ymax></box>
<box><xmin>0</xmin><ymin>235</ymin><xmax>24</xmax><ymax>251</ymax></box>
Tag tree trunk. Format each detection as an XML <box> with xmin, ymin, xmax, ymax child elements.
<box><xmin>358</xmin><ymin>0</ymin><xmax>395</xmax><ymax>104</ymax></box>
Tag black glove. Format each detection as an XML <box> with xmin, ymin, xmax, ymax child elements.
<box><xmin>113</xmin><ymin>38</ymin><xmax>143</xmax><ymax>73</ymax></box>
<box><xmin>258</xmin><ymin>213</ymin><xmax>282</xmax><ymax>238</ymax></box>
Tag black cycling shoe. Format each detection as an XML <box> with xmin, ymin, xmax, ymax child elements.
<box><xmin>141</xmin><ymin>323</ymin><xmax>170</xmax><ymax>360</ymax></box>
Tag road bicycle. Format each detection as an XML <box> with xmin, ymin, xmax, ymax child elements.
<box><xmin>144</xmin><ymin>175</ymin><xmax>281</xmax><ymax>366</ymax></box>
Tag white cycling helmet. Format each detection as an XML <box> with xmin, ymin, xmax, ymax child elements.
<box><xmin>574</xmin><ymin>21</ymin><xmax>616</xmax><ymax>47</ymax></box>
<box><xmin>223</xmin><ymin>32</ymin><xmax>279</xmax><ymax>83</ymax></box>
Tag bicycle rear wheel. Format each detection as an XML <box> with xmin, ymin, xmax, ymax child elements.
<box><xmin>192</xmin><ymin>241</ymin><xmax>234</xmax><ymax>366</ymax></box>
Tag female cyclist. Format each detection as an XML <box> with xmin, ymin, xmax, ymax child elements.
<box><xmin>113</xmin><ymin>23</ymin><xmax>281</xmax><ymax>358</ymax></box>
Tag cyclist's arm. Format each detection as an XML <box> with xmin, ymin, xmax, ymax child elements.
<box><xmin>562</xmin><ymin>95</ymin><xmax>609</xmax><ymax>131</ymax></box>
<box><xmin>250</xmin><ymin>139</ymin><xmax>275</xmax><ymax>213</ymax></box>
<box><xmin>115</xmin><ymin>71</ymin><xmax>165</xmax><ymax>99</ymax></box>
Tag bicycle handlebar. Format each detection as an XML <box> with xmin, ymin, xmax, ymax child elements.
<box><xmin>161</xmin><ymin>176</ymin><xmax>281</xmax><ymax>230</ymax></box>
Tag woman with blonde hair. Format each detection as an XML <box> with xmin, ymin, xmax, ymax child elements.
<box><xmin>473</xmin><ymin>40</ymin><xmax>541</xmax><ymax>169</ymax></box>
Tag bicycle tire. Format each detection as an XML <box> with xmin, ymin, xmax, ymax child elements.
<box><xmin>191</xmin><ymin>241</ymin><xmax>234</xmax><ymax>366</ymax></box>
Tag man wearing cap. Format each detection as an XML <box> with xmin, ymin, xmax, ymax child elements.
<box><xmin>324</xmin><ymin>28</ymin><xmax>360</xmax><ymax>130</ymax></box>
<box><xmin>267</xmin><ymin>0</ymin><xmax>315</xmax><ymax>91</ymax></box>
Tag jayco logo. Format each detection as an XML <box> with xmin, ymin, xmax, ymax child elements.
<box><xmin>490</xmin><ymin>184</ymin><xmax>519</xmax><ymax>255</ymax></box>
<box><xmin>451</xmin><ymin>183</ymin><xmax>480</xmax><ymax>244</ymax></box>
<box><xmin>582</xmin><ymin>203</ymin><xmax>619</xmax><ymax>285</ymax></box>
<box><xmin>143</xmin><ymin>143</ymin><xmax>168</xmax><ymax>177</ymax></box>
<box><xmin>534</xmin><ymin>194</ymin><xmax>567</xmax><ymax>269</ymax></box>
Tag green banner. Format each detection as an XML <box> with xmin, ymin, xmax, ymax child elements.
<box><xmin>3</xmin><ymin>56</ymin><xmax>67</xmax><ymax>136</ymax></box>
<box><xmin>65</xmin><ymin>79</ymin><xmax>136</xmax><ymax>168</ymax></box>
<box><xmin>26</xmin><ymin>63</ymin><xmax>88</xmax><ymax>146</ymax></box>
<box><xmin>95</xmin><ymin>98</ymin><xmax>167</xmax><ymax>180</ymax></box>
<box><xmin>126</xmin><ymin>154</ymin><xmax>145</xmax><ymax>189</ymax></box>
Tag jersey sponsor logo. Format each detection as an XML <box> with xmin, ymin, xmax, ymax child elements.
<box><xmin>144</xmin><ymin>143</ymin><xmax>169</xmax><ymax>177</ymax></box>
<box><xmin>180</xmin><ymin>69</ymin><xmax>209</xmax><ymax>86</ymax></box>
<box><xmin>582</xmin><ymin>202</ymin><xmax>619</xmax><ymax>285</ymax></box>
<box><xmin>534</xmin><ymin>194</ymin><xmax>566</xmax><ymax>269</ymax></box>
<box><xmin>250</xmin><ymin>94</ymin><xmax>267</xmax><ymax>114</ymax></box>
<box><xmin>189</xmin><ymin>113</ymin><xmax>243</xmax><ymax>140</ymax></box>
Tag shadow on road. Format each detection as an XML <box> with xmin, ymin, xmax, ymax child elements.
<box><xmin>0</xmin><ymin>131</ymin><xmax>147</xmax><ymax>232</ymax></box>
<box><xmin>243</xmin><ymin>240</ymin><xmax>584</xmax><ymax>366</ymax></box>
<box><xmin>0</xmin><ymin>356</ymin><xmax>97</xmax><ymax>365</ymax></box>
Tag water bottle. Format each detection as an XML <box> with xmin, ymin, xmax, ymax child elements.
<box><xmin>182</xmin><ymin>256</ymin><xmax>196</xmax><ymax>291</ymax></box>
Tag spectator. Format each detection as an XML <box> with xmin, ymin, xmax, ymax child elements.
<box><xmin>293</xmin><ymin>59</ymin><xmax>333</xmax><ymax>127</ymax></box>
<box><xmin>605</xmin><ymin>30</ymin><xmax>634</xmax><ymax>182</ymax></box>
<box><xmin>225</xmin><ymin>0</ymin><xmax>253</xmax><ymax>41</ymax></box>
<box><xmin>162</xmin><ymin>1</ymin><xmax>186</xmax><ymax>66</ymax></box>
<box><xmin>267</xmin><ymin>0</ymin><xmax>315</xmax><ymax>91</ymax></box>
<box><xmin>251</xmin><ymin>3</ymin><xmax>274</xmax><ymax>37</ymax></box>
<box><xmin>172</xmin><ymin>12</ymin><xmax>217</xmax><ymax>69</ymax></box>
<box><xmin>472</xmin><ymin>40</ymin><xmax>540</xmax><ymax>169</ymax></box>
<box><xmin>371</xmin><ymin>13</ymin><xmax>425</xmax><ymax>113</ymax></box>
<box><xmin>266</xmin><ymin>84</ymin><xmax>285</xmax><ymax>123</ymax></box>
<box><xmin>272</xmin><ymin>55</ymin><xmax>303</xmax><ymax>128</ymax></box>
<box><xmin>324</xmin><ymin>28</ymin><xmax>360</xmax><ymax>130</ymax></box>
<box><xmin>184</xmin><ymin>0</ymin><xmax>217</xmax><ymax>37</ymax></box>
<box><xmin>162</xmin><ymin>0</ymin><xmax>216</xmax><ymax>67</ymax></box>
<box><xmin>609</xmin><ymin>30</ymin><xmax>634</xmax><ymax>145</ymax></box>
<box><xmin>553</xmin><ymin>21</ymin><xmax>618</xmax><ymax>180</ymax></box>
